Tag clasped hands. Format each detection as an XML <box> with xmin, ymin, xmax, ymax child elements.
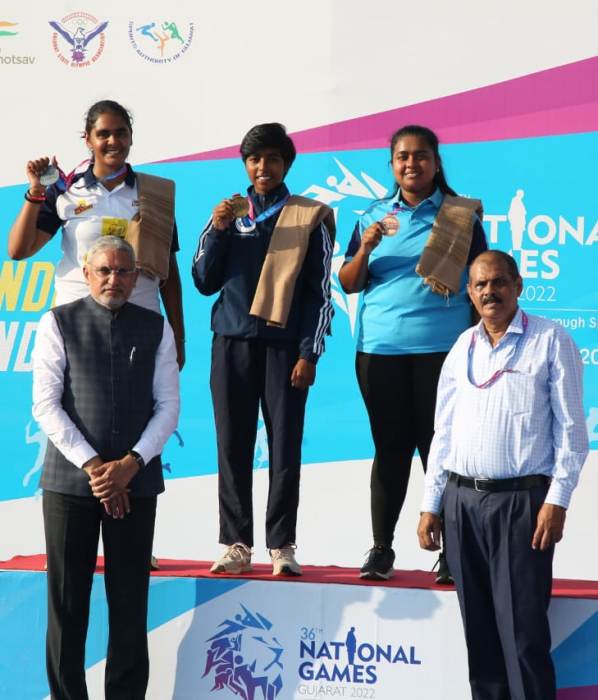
<box><xmin>83</xmin><ymin>454</ymin><xmax>140</xmax><ymax>519</ymax></box>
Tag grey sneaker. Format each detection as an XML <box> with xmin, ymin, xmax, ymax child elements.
<box><xmin>270</xmin><ymin>545</ymin><xmax>302</xmax><ymax>576</ymax></box>
<box><xmin>210</xmin><ymin>543</ymin><xmax>252</xmax><ymax>574</ymax></box>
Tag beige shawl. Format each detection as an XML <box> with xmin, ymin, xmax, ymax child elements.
<box><xmin>126</xmin><ymin>172</ymin><xmax>175</xmax><ymax>280</ymax></box>
<box><xmin>416</xmin><ymin>194</ymin><xmax>483</xmax><ymax>296</ymax></box>
<box><xmin>249</xmin><ymin>195</ymin><xmax>336</xmax><ymax>328</ymax></box>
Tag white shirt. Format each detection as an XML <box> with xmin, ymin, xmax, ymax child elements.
<box><xmin>37</xmin><ymin>165</ymin><xmax>164</xmax><ymax>311</ymax></box>
<box><xmin>32</xmin><ymin>299</ymin><xmax>180</xmax><ymax>468</ymax></box>
<box><xmin>53</xmin><ymin>177</ymin><xmax>161</xmax><ymax>311</ymax></box>
<box><xmin>422</xmin><ymin>309</ymin><xmax>589</xmax><ymax>514</ymax></box>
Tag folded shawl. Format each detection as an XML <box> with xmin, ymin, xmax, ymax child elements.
<box><xmin>249</xmin><ymin>195</ymin><xmax>336</xmax><ymax>328</ymax></box>
<box><xmin>126</xmin><ymin>172</ymin><xmax>175</xmax><ymax>281</ymax></box>
<box><xmin>416</xmin><ymin>194</ymin><xmax>483</xmax><ymax>297</ymax></box>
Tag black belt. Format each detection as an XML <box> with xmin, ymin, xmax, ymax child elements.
<box><xmin>448</xmin><ymin>472</ymin><xmax>549</xmax><ymax>493</ymax></box>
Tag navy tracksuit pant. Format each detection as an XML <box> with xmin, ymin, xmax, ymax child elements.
<box><xmin>210</xmin><ymin>334</ymin><xmax>308</xmax><ymax>549</ymax></box>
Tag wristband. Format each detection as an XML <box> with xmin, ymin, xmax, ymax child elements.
<box><xmin>24</xmin><ymin>189</ymin><xmax>46</xmax><ymax>203</ymax></box>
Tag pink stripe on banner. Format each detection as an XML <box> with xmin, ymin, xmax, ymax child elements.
<box><xmin>557</xmin><ymin>686</ymin><xmax>598</xmax><ymax>699</ymax></box>
<box><xmin>158</xmin><ymin>55</ymin><xmax>598</xmax><ymax>163</ymax></box>
<box><xmin>436</xmin><ymin>102</ymin><xmax>598</xmax><ymax>145</ymax></box>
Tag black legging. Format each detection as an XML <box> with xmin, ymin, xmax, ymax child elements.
<box><xmin>356</xmin><ymin>351</ymin><xmax>447</xmax><ymax>547</ymax></box>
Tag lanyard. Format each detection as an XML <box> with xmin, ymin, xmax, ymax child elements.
<box><xmin>467</xmin><ymin>312</ymin><xmax>528</xmax><ymax>389</ymax></box>
<box><xmin>58</xmin><ymin>160</ymin><xmax>128</xmax><ymax>190</ymax></box>
<box><xmin>246</xmin><ymin>193</ymin><xmax>290</xmax><ymax>223</ymax></box>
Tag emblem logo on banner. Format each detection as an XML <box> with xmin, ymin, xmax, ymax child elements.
<box><xmin>301</xmin><ymin>158</ymin><xmax>389</xmax><ymax>338</ymax></box>
<box><xmin>49</xmin><ymin>12</ymin><xmax>108</xmax><ymax>67</ymax></box>
<box><xmin>128</xmin><ymin>20</ymin><xmax>194</xmax><ymax>64</ymax></box>
<box><xmin>203</xmin><ymin>604</ymin><xmax>284</xmax><ymax>698</ymax></box>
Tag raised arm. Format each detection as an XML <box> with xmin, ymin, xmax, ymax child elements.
<box><xmin>8</xmin><ymin>157</ymin><xmax>56</xmax><ymax>259</ymax></box>
<box><xmin>338</xmin><ymin>221</ymin><xmax>383</xmax><ymax>293</ymax></box>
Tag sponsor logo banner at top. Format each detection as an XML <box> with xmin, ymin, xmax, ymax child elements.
<box><xmin>128</xmin><ymin>20</ymin><xmax>194</xmax><ymax>64</ymax></box>
<box><xmin>49</xmin><ymin>12</ymin><xmax>108</xmax><ymax>68</ymax></box>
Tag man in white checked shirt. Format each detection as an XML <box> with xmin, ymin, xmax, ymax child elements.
<box><xmin>418</xmin><ymin>250</ymin><xmax>589</xmax><ymax>700</ymax></box>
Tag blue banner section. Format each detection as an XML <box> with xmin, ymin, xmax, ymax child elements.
<box><xmin>1</xmin><ymin>132</ymin><xmax>596</xmax><ymax>502</ymax></box>
<box><xmin>0</xmin><ymin>570</ymin><xmax>247</xmax><ymax>699</ymax></box>
<box><xmin>553</xmin><ymin>608</ymin><xmax>598</xmax><ymax>688</ymax></box>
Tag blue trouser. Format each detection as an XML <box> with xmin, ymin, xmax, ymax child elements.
<box><xmin>443</xmin><ymin>478</ymin><xmax>555</xmax><ymax>700</ymax></box>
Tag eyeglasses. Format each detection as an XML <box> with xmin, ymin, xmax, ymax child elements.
<box><xmin>91</xmin><ymin>266</ymin><xmax>136</xmax><ymax>279</ymax></box>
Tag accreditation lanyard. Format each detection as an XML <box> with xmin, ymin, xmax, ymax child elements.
<box><xmin>246</xmin><ymin>193</ymin><xmax>290</xmax><ymax>224</ymax></box>
<box><xmin>467</xmin><ymin>311</ymin><xmax>528</xmax><ymax>389</ymax></box>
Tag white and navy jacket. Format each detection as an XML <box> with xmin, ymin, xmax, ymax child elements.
<box><xmin>192</xmin><ymin>184</ymin><xmax>333</xmax><ymax>363</ymax></box>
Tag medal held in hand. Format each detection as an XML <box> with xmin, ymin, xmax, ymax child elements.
<box><xmin>39</xmin><ymin>165</ymin><xmax>59</xmax><ymax>187</ymax></box>
<box><xmin>230</xmin><ymin>194</ymin><xmax>249</xmax><ymax>218</ymax></box>
<box><xmin>380</xmin><ymin>214</ymin><xmax>399</xmax><ymax>236</ymax></box>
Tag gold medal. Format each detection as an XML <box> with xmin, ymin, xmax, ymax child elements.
<box><xmin>230</xmin><ymin>194</ymin><xmax>249</xmax><ymax>218</ymax></box>
<box><xmin>381</xmin><ymin>214</ymin><xmax>399</xmax><ymax>236</ymax></box>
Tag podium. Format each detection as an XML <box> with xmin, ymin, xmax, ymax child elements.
<box><xmin>1</xmin><ymin>556</ymin><xmax>597</xmax><ymax>699</ymax></box>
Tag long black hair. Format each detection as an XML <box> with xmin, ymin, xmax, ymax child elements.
<box><xmin>388</xmin><ymin>124</ymin><xmax>457</xmax><ymax>198</ymax></box>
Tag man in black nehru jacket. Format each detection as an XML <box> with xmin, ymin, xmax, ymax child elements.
<box><xmin>32</xmin><ymin>235</ymin><xmax>179</xmax><ymax>700</ymax></box>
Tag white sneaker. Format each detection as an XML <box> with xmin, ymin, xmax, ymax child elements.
<box><xmin>210</xmin><ymin>543</ymin><xmax>252</xmax><ymax>574</ymax></box>
<box><xmin>270</xmin><ymin>545</ymin><xmax>302</xmax><ymax>576</ymax></box>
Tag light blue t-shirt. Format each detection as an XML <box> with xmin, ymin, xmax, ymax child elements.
<box><xmin>344</xmin><ymin>188</ymin><xmax>485</xmax><ymax>355</ymax></box>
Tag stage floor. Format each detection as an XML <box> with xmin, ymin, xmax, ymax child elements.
<box><xmin>3</xmin><ymin>554</ymin><xmax>598</xmax><ymax>597</ymax></box>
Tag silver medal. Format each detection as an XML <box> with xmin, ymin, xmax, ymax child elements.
<box><xmin>39</xmin><ymin>165</ymin><xmax>59</xmax><ymax>186</ymax></box>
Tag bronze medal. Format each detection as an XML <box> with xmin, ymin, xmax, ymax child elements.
<box><xmin>230</xmin><ymin>195</ymin><xmax>249</xmax><ymax>218</ymax></box>
<box><xmin>381</xmin><ymin>214</ymin><xmax>399</xmax><ymax>236</ymax></box>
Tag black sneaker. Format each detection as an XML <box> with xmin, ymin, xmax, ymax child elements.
<box><xmin>360</xmin><ymin>545</ymin><xmax>395</xmax><ymax>580</ymax></box>
<box><xmin>434</xmin><ymin>551</ymin><xmax>453</xmax><ymax>585</ymax></box>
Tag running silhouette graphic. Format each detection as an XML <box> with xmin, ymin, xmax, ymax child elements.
<box><xmin>346</xmin><ymin>627</ymin><xmax>357</xmax><ymax>665</ymax></box>
<box><xmin>508</xmin><ymin>189</ymin><xmax>526</xmax><ymax>250</ymax></box>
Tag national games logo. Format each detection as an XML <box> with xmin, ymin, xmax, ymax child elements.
<box><xmin>49</xmin><ymin>12</ymin><xmax>108</xmax><ymax>67</ymax></box>
<box><xmin>128</xmin><ymin>20</ymin><xmax>194</xmax><ymax>64</ymax></box>
<box><xmin>203</xmin><ymin>604</ymin><xmax>284</xmax><ymax>698</ymax></box>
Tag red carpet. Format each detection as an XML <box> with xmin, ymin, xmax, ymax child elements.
<box><xmin>1</xmin><ymin>555</ymin><xmax>597</xmax><ymax>598</ymax></box>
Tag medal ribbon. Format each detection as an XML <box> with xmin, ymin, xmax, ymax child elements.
<box><xmin>467</xmin><ymin>311</ymin><xmax>528</xmax><ymax>389</ymax></box>
<box><xmin>246</xmin><ymin>193</ymin><xmax>290</xmax><ymax>223</ymax></box>
<box><xmin>56</xmin><ymin>160</ymin><xmax>128</xmax><ymax>190</ymax></box>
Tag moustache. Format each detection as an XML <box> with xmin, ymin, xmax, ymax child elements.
<box><xmin>482</xmin><ymin>294</ymin><xmax>502</xmax><ymax>305</ymax></box>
